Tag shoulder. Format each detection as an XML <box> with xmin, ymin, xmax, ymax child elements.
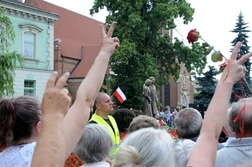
<box><xmin>89</xmin><ymin>120</ymin><xmax>97</xmax><ymax>124</ymax></box>
<box><xmin>0</xmin><ymin>142</ymin><xmax>36</xmax><ymax>167</ymax></box>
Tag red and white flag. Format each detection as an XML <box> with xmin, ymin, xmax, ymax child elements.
<box><xmin>114</xmin><ymin>87</ymin><xmax>127</xmax><ymax>103</ymax></box>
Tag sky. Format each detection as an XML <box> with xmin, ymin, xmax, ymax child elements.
<box><xmin>45</xmin><ymin>0</ymin><xmax>252</xmax><ymax>73</ymax></box>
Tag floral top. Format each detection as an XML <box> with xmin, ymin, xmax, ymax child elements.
<box><xmin>0</xmin><ymin>142</ymin><xmax>36</xmax><ymax>167</ymax></box>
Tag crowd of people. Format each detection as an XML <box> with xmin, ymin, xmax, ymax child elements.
<box><xmin>0</xmin><ymin>21</ymin><xmax>252</xmax><ymax>167</ymax></box>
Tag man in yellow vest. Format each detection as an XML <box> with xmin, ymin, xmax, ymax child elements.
<box><xmin>89</xmin><ymin>92</ymin><xmax>120</xmax><ymax>159</ymax></box>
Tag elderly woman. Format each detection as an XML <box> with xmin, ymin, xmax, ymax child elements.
<box><xmin>75</xmin><ymin>124</ymin><xmax>112</xmax><ymax>167</ymax></box>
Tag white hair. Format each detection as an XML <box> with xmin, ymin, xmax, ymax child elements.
<box><xmin>113</xmin><ymin>127</ymin><xmax>175</xmax><ymax>167</ymax></box>
<box><xmin>174</xmin><ymin>139</ymin><xmax>195</xmax><ymax>167</ymax></box>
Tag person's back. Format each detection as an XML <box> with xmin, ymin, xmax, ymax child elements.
<box><xmin>215</xmin><ymin>98</ymin><xmax>252</xmax><ymax>167</ymax></box>
<box><xmin>0</xmin><ymin>96</ymin><xmax>41</xmax><ymax>167</ymax></box>
<box><xmin>215</xmin><ymin>138</ymin><xmax>252</xmax><ymax>167</ymax></box>
<box><xmin>174</xmin><ymin>139</ymin><xmax>195</xmax><ymax>167</ymax></box>
<box><xmin>0</xmin><ymin>142</ymin><xmax>36</xmax><ymax>167</ymax></box>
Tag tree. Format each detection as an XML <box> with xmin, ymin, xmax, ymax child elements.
<box><xmin>91</xmin><ymin>0</ymin><xmax>208</xmax><ymax>109</ymax></box>
<box><xmin>194</xmin><ymin>65</ymin><xmax>218</xmax><ymax>108</ymax></box>
<box><xmin>0</xmin><ymin>7</ymin><xmax>23</xmax><ymax>97</ymax></box>
<box><xmin>229</xmin><ymin>12</ymin><xmax>251</xmax><ymax>102</ymax></box>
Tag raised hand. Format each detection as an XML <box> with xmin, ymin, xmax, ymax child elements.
<box><xmin>220</xmin><ymin>42</ymin><xmax>252</xmax><ymax>84</ymax></box>
<box><xmin>100</xmin><ymin>21</ymin><xmax>120</xmax><ymax>55</ymax></box>
<box><xmin>41</xmin><ymin>71</ymin><xmax>71</xmax><ymax>116</ymax></box>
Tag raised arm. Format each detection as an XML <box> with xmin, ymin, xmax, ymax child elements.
<box><xmin>32</xmin><ymin>72</ymin><xmax>71</xmax><ymax>167</ymax></box>
<box><xmin>63</xmin><ymin>22</ymin><xmax>120</xmax><ymax>158</ymax></box>
<box><xmin>187</xmin><ymin>42</ymin><xmax>252</xmax><ymax>167</ymax></box>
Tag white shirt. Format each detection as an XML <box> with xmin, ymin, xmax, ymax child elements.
<box><xmin>0</xmin><ymin>142</ymin><xmax>36</xmax><ymax>167</ymax></box>
<box><xmin>81</xmin><ymin>161</ymin><xmax>110</xmax><ymax>167</ymax></box>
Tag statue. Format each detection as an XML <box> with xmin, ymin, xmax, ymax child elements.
<box><xmin>149</xmin><ymin>77</ymin><xmax>158</xmax><ymax>116</ymax></box>
<box><xmin>142</xmin><ymin>79</ymin><xmax>153</xmax><ymax>117</ymax></box>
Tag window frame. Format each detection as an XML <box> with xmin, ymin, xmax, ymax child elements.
<box><xmin>19</xmin><ymin>24</ymin><xmax>42</xmax><ymax>60</ymax></box>
<box><xmin>24</xmin><ymin>80</ymin><xmax>36</xmax><ymax>96</ymax></box>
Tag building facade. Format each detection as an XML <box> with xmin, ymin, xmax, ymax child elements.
<box><xmin>1</xmin><ymin>0</ymin><xmax>58</xmax><ymax>100</ymax></box>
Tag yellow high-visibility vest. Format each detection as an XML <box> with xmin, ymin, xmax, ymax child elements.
<box><xmin>89</xmin><ymin>113</ymin><xmax>120</xmax><ymax>159</ymax></box>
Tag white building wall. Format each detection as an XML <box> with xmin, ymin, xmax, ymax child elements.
<box><xmin>13</xmin><ymin>68</ymin><xmax>52</xmax><ymax>101</ymax></box>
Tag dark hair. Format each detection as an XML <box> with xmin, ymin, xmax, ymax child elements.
<box><xmin>111</xmin><ymin>109</ymin><xmax>136</xmax><ymax>132</ymax></box>
<box><xmin>0</xmin><ymin>96</ymin><xmax>41</xmax><ymax>148</ymax></box>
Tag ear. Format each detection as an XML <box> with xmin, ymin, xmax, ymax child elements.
<box><xmin>35</xmin><ymin>121</ymin><xmax>41</xmax><ymax>134</ymax></box>
<box><xmin>96</xmin><ymin>103</ymin><xmax>101</xmax><ymax>110</ymax></box>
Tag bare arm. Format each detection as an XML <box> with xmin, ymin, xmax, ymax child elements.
<box><xmin>63</xmin><ymin>22</ymin><xmax>120</xmax><ymax>158</ymax></box>
<box><xmin>187</xmin><ymin>42</ymin><xmax>252</xmax><ymax>167</ymax></box>
<box><xmin>32</xmin><ymin>72</ymin><xmax>71</xmax><ymax>167</ymax></box>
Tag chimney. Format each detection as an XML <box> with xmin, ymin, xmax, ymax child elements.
<box><xmin>24</xmin><ymin>0</ymin><xmax>38</xmax><ymax>7</ymax></box>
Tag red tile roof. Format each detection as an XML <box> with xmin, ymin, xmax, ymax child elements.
<box><xmin>35</xmin><ymin>0</ymin><xmax>103</xmax><ymax>78</ymax></box>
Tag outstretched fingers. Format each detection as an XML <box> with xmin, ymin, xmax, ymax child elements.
<box><xmin>55</xmin><ymin>72</ymin><xmax>70</xmax><ymax>89</ymax></box>
<box><xmin>101</xmin><ymin>24</ymin><xmax>107</xmax><ymax>39</ymax></box>
<box><xmin>230</xmin><ymin>42</ymin><xmax>241</xmax><ymax>61</ymax></box>
<box><xmin>106</xmin><ymin>21</ymin><xmax>116</xmax><ymax>38</ymax></box>
<box><xmin>46</xmin><ymin>71</ymin><xmax>58</xmax><ymax>89</ymax></box>
<box><xmin>238</xmin><ymin>52</ymin><xmax>252</xmax><ymax>65</ymax></box>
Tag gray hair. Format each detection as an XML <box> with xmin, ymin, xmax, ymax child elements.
<box><xmin>74</xmin><ymin>124</ymin><xmax>112</xmax><ymax>163</ymax></box>
<box><xmin>128</xmin><ymin>115</ymin><xmax>160</xmax><ymax>133</ymax></box>
<box><xmin>174</xmin><ymin>108</ymin><xmax>202</xmax><ymax>139</ymax></box>
<box><xmin>229</xmin><ymin>98</ymin><xmax>252</xmax><ymax>136</ymax></box>
<box><xmin>174</xmin><ymin>139</ymin><xmax>195</xmax><ymax>167</ymax></box>
<box><xmin>113</xmin><ymin>128</ymin><xmax>175</xmax><ymax>167</ymax></box>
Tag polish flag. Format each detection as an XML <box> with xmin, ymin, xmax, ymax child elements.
<box><xmin>114</xmin><ymin>87</ymin><xmax>127</xmax><ymax>103</ymax></box>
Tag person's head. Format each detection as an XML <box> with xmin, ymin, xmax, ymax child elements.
<box><xmin>94</xmin><ymin>92</ymin><xmax>113</xmax><ymax>115</ymax></box>
<box><xmin>75</xmin><ymin>124</ymin><xmax>112</xmax><ymax>163</ymax></box>
<box><xmin>174</xmin><ymin>108</ymin><xmax>202</xmax><ymax>139</ymax></box>
<box><xmin>113</xmin><ymin>128</ymin><xmax>175</xmax><ymax>167</ymax></box>
<box><xmin>228</xmin><ymin>98</ymin><xmax>252</xmax><ymax>137</ymax></box>
<box><xmin>0</xmin><ymin>96</ymin><xmax>41</xmax><ymax>148</ymax></box>
<box><xmin>128</xmin><ymin>115</ymin><xmax>160</xmax><ymax>133</ymax></box>
<box><xmin>166</xmin><ymin>105</ymin><xmax>170</xmax><ymax>111</ymax></box>
<box><xmin>149</xmin><ymin>76</ymin><xmax>155</xmax><ymax>83</ymax></box>
<box><xmin>144</xmin><ymin>79</ymin><xmax>152</xmax><ymax>86</ymax></box>
<box><xmin>174</xmin><ymin>139</ymin><xmax>196</xmax><ymax>167</ymax></box>
<box><xmin>111</xmin><ymin>109</ymin><xmax>136</xmax><ymax>133</ymax></box>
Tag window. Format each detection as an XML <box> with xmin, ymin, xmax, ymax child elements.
<box><xmin>24</xmin><ymin>32</ymin><xmax>36</xmax><ymax>58</ymax></box>
<box><xmin>19</xmin><ymin>24</ymin><xmax>42</xmax><ymax>59</ymax></box>
<box><xmin>24</xmin><ymin>32</ymin><xmax>36</xmax><ymax>59</ymax></box>
<box><xmin>24</xmin><ymin>80</ymin><xmax>36</xmax><ymax>96</ymax></box>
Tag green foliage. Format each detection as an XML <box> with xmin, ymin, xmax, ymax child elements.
<box><xmin>0</xmin><ymin>7</ymin><xmax>23</xmax><ymax>96</ymax></box>
<box><xmin>230</xmin><ymin>12</ymin><xmax>251</xmax><ymax>102</ymax></box>
<box><xmin>91</xmin><ymin>0</ymin><xmax>208</xmax><ymax>109</ymax></box>
<box><xmin>194</xmin><ymin>66</ymin><xmax>218</xmax><ymax>108</ymax></box>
